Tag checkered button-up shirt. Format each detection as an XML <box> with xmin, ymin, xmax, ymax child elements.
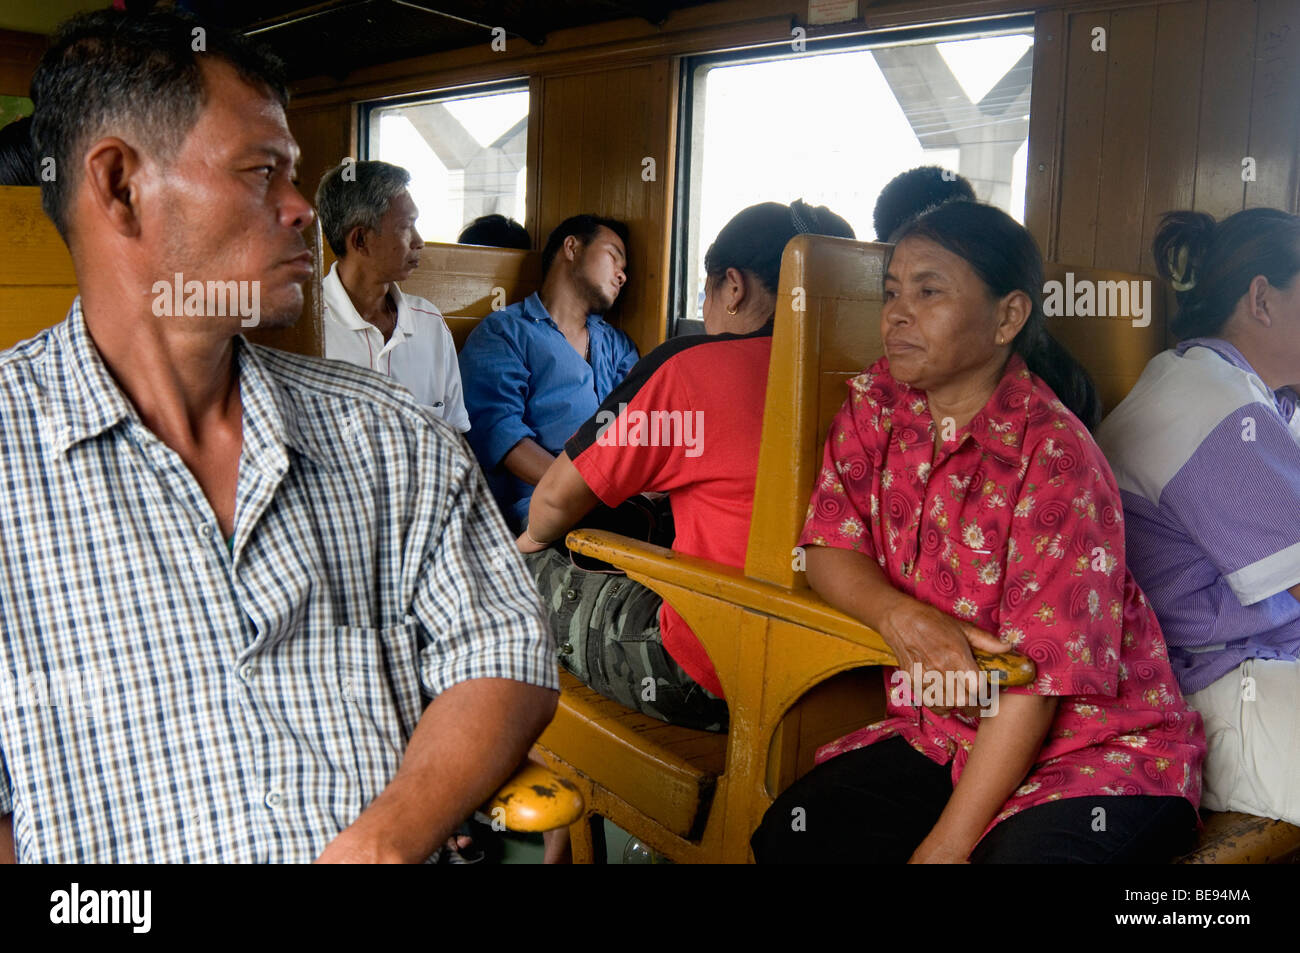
<box><xmin>0</xmin><ymin>300</ymin><xmax>558</xmax><ymax>863</ymax></box>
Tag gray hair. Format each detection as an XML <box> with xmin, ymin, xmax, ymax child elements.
<box><xmin>316</xmin><ymin>160</ymin><xmax>412</xmax><ymax>257</ymax></box>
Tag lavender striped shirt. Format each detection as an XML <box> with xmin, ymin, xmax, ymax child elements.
<box><xmin>1096</xmin><ymin>338</ymin><xmax>1300</xmax><ymax>694</ymax></box>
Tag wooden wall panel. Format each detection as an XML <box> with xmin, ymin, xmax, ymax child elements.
<box><xmin>1055</xmin><ymin>11</ymin><xmax>1111</xmax><ymax>264</ymax></box>
<box><xmin>286</xmin><ymin>101</ymin><xmax>353</xmax><ymax>215</ymax></box>
<box><xmin>535</xmin><ymin>63</ymin><xmax>673</xmax><ymax>356</ymax></box>
<box><xmin>1192</xmin><ymin>0</ymin><xmax>1257</xmax><ymax>218</ymax></box>
<box><xmin>1138</xmin><ymin>0</ymin><xmax>1206</xmax><ymax>277</ymax></box>
<box><xmin>1025</xmin><ymin>10</ymin><xmax>1066</xmax><ymax>259</ymax></box>
<box><xmin>1093</xmin><ymin>6</ymin><xmax>1157</xmax><ymax>272</ymax></box>
<box><xmin>0</xmin><ymin>29</ymin><xmax>43</xmax><ymax>98</ymax></box>
<box><xmin>1245</xmin><ymin>0</ymin><xmax>1300</xmax><ymax>210</ymax></box>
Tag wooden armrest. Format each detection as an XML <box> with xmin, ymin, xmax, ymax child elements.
<box><xmin>566</xmin><ymin>529</ymin><xmax>1035</xmax><ymax>687</ymax></box>
<box><xmin>482</xmin><ymin>762</ymin><xmax>584</xmax><ymax>833</ymax></box>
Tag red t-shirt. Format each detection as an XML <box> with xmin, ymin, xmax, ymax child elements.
<box><xmin>799</xmin><ymin>355</ymin><xmax>1205</xmax><ymax>835</ymax></box>
<box><xmin>566</xmin><ymin>324</ymin><xmax>773</xmax><ymax>696</ymax></box>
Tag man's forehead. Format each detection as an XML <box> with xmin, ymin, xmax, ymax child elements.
<box><xmin>192</xmin><ymin>58</ymin><xmax>296</xmax><ymax>151</ymax></box>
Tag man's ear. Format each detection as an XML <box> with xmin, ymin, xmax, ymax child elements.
<box><xmin>563</xmin><ymin>234</ymin><xmax>582</xmax><ymax>264</ymax></box>
<box><xmin>347</xmin><ymin>225</ymin><xmax>369</xmax><ymax>256</ymax></box>
<box><xmin>82</xmin><ymin>137</ymin><xmax>143</xmax><ymax>238</ymax></box>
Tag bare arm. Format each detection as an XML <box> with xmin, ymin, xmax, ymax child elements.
<box><xmin>910</xmin><ymin>693</ymin><xmax>1059</xmax><ymax>862</ymax></box>
<box><xmin>0</xmin><ymin>814</ymin><xmax>14</xmax><ymax>864</ymax></box>
<box><xmin>316</xmin><ymin>677</ymin><xmax>557</xmax><ymax>863</ymax></box>
<box><xmin>518</xmin><ymin>451</ymin><xmax>600</xmax><ymax>549</ymax></box>
<box><xmin>502</xmin><ymin>438</ymin><xmax>557</xmax><ymax>487</ymax></box>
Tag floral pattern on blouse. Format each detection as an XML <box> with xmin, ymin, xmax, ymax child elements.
<box><xmin>800</xmin><ymin>354</ymin><xmax>1205</xmax><ymax>835</ymax></box>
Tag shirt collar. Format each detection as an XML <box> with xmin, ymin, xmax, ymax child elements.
<box><xmin>45</xmin><ymin>296</ymin><xmax>321</xmax><ymax>472</ymax></box>
<box><xmin>878</xmin><ymin>352</ymin><xmax>1032</xmax><ymax>466</ymax></box>
<box><xmin>1177</xmin><ymin>336</ymin><xmax>1297</xmax><ymax>418</ymax></box>
<box><xmin>522</xmin><ymin>291</ymin><xmax>606</xmax><ymax>332</ymax></box>
<box><xmin>43</xmin><ymin>298</ymin><xmax>135</xmax><ymax>457</ymax></box>
<box><xmin>324</xmin><ymin>262</ymin><xmax>414</xmax><ymax>340</ymax></box>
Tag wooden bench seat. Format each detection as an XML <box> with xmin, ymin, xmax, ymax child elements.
<box><xmin>541</xmin><ymin>670</ymin><xmax>725</xmax><ymax>842</ymax></box>
<box><xmin>1179</xmin><ymin>811</ymin><xmax>1300</xmax><ymax>864</ymax></box>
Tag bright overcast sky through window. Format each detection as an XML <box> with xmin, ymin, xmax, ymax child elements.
<box><xmin>691</xmin><ymin>33</ymin><xmax>1033</xmax><ymax>316</ymax></box>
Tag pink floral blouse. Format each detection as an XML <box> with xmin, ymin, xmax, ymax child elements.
<box><xmin>800</xmin><ymin>354</ymin><xmax>1205</xmax><ymax>833</ymax></box>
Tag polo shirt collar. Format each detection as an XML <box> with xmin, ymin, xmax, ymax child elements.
<box><xmin>1177</xmin><ymin>336</ymin><xmax>1297</xmax><ymax>418</ymax></box>
<box><xmin>324</xmin><ymin>261</ymin><xmax>414</xmax><ymax>341</ymax></box>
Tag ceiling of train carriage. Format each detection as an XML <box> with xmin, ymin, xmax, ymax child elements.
<box><xmin>131</xmin><ymin>1</ymin><xmax>719</xmax><ymax>80</ymax></box>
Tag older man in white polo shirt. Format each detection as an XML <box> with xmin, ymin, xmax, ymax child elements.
<box><xmin>316</xmin><ymin>160</ymin><xmax>469</xmax><ymax>431</ymax></box>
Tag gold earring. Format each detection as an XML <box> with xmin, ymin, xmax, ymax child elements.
<box><xmin>727</xmin><ymin>305</ymin><xmax>738</xmax><ymax>315</ymax></box>
<box><xmin>996</xmin><ymin>336</ymin><xmax>1004</xmax><ymax>345</ymax></box>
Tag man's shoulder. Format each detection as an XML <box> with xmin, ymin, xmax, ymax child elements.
<box><xmin>249</xmin><ymin>342</ymin><xmax>459</xmax><ymax>443</ymax></box>
<box><xmin>460</xmin><ymin>302</ymin><xmax>532</xmax><ymax>352</ymax></box>
<box><xmin>0</xmin><ymin>326</ymin><xmax>60</xmax><ymax>407</ymax></box>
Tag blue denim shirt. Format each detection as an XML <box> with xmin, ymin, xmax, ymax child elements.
<box><xmin>459</xmin><ymin>292</ymin><xmax>639</xmax><ymax>527</ymax></box>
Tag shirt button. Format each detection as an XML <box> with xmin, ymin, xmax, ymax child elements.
<box><xmin>200</xmin><ymin>524</ymin><xmax>214</xmax><ymax>539</ymax></box>
<box><xmin>341</xmin><ymin>676</ymin><xmax>353</xmax><ymax>700</ymax></box>
<box><xmin>559</xmin><ymin>642</ymin><xmax>574</xmax><ymax>655</ymax></box>
<box><xmin>565</xmin><ymin>589</ymin><xmax>578</xmax><ymax>601</ymax></box>
<box><xmin>239</xmin><ymin>663</ymin><xmax>256</xmax><ymax>682</ymax></box>
<box><xmin>265</xmin><ymin>790</ymin><xmax>282</xmax><ymax>809</ymax></box>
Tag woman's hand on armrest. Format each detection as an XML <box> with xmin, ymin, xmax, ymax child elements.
<box><xmin>805</xmin><ymin>545</ymin><xmax>1010</xmax><ymax>710</ymax></box>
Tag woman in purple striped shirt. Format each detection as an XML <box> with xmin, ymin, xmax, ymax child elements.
<box><xmin>1097</xmin><ymin>208</ymin><xmax>1300</xmax><ymax>827</ymax></box>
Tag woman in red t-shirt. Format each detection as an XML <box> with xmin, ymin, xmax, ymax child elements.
<box><xmin>752</xmin><ymin>201</ymin><xmax>1205</xmax><ymax>864</ymax></box>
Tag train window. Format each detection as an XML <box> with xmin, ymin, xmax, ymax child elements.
<box><xmin>364</xmin><ymin>82</ymin><xmax>529</xmax><ymax>244</ymax></box>
<box><xmin>672</xmin><ymin>22</ymin><xmax>1033</xmax><ymax>332</ymax></box>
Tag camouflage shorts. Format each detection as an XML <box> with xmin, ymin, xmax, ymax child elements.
<box><xmin>524</xmin><ymin>546</ymin><xmax>728</xmax><ymax>733</ymax></box>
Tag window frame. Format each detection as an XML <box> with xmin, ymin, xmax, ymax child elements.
<box><xmin>359</xmin><ymin>77</ymin><xmax>532</xmax><ymax>243</ymax></box>
<box><xmin>669</xmin><ymin>15</ymin><xmax>1036</xmax><ymax>337</ymax></box>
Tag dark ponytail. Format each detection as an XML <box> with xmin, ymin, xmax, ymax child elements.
<box><xmin>1152</xmin><ymin>208</ymin><xmax>1300</xmax><ymax>339</ymax></box>
<box><xmin>892</xmin><ymin>201</ymin><xmax>1101</xmax><ymax>430</ymax></box>
<box><xmin>704</xmin><ymin>199</ymin><xmax>856</xmax><ymax>295</ymax></box>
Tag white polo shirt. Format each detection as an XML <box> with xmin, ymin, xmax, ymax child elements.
<box><xmin>322</xmin><ymin>261</ymin><xmax>469</xmax><ymax>432</ymax></box>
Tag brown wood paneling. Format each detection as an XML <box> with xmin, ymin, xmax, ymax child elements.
<box><xmin>535</xmin><ymin>64</ymin><xmax>673</xmax><ymax>356</ymax></box>
<box><xmin>1025</xmin><ymin>9</ymin><xmax>1067</xmax><ymax>259</ymax></box>
<box><xmin>1093</xmin><ymin>5</ymin><xmax>1158</xmax><ymax>272</ymax></box>
<box><xmin>0</xmin><ymin>29</ymin><xmax>43</xmax><ymax>98</ymax></box>
<box><xmin>1245</xmin><ymin>0</ymin><xmax>1300</xmax><ymax>211</ymax></box>
<box><xmin>1193</xmin><ymin>0</ymin><xmax>1258</xmax><ymax>218</ymax></box>
<box><xmin>1138</xmin><ymin>0</ymin><xmax>1206</xmax><ymax>277</ymax></box>
<box><xmin>1055</xmin><ymin>11</ymin><xmax>1111</xmax><ymax>264</ymax></box>
<box><xmin>286</xmin><ymin>101</ymin><xmax>353</xmax><ymax>213</ymax></box>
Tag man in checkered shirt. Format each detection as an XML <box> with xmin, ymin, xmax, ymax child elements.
<box><xmin>0</xmin><ymin>10</ymin><xmax>558</xmax><ymax>863</ymax></box>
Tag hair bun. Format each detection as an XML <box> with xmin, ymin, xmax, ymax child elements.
<box><xmin>1152</xmin><ymin>210</ymin><xmax>1215</xmax><ymax>293</ymax></box>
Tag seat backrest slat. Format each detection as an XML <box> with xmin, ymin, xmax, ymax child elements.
<box><xmin>745</xmin><ymin>235</ymin><xmax>889</xmax><ymax>589</ymax></box>
<box><xmin>364</xmin><ymin>242</ymin><xmax>543</xmax><ymax>351</ymax></box>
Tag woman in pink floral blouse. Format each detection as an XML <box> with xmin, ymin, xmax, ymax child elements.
<box><xmin>752</xmin><ymin>202</ymin><xmax>1205</xmax><ymax>864</ymax></box>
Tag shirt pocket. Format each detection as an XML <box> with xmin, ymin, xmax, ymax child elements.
<box><xmin>931</xmin><ymin>535</ymin><xmax>1006</xmax><ymax>630</ymax></box>
<box><xmin>335</xmin><ymin>621</ymin><xmax>423</xmax><ymax>802</ymax></box>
